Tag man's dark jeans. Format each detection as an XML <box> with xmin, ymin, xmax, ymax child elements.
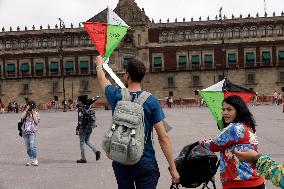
<box><xmin>112</xmin><ymin>159</ymin><xmax>160</xmax><ymax>189</ymax></box>
<box><xmin>79</xmin><ymin>127</ymin><xmax>96</xmax><ymax>160</ymax></box>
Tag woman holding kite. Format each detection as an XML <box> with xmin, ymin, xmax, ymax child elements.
<box><xmin>199</xmin><ymin>95</ymin><xmax>265</xmax><ymax>189</ymax></box>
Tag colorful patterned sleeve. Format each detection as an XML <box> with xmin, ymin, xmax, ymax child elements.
<box><xmin>256</xmin><ymin>155</ymin><xmax>284</xmax><ymax>188</ymax></box>
<box><xmin>200</xmin><ymin>123</ymin><xmax>248</xmax><ymax>152</ymax></box>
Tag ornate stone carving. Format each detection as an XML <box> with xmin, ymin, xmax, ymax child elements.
<box><xmin>114</xmin><ymin>0</ymin><xmax>151</xmax><ymax>26</ymax></box>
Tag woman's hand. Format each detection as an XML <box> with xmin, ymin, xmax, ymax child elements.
<box><xmin>233</xmin><ymin>148</ymin><xmax>260</xmax><ymax>163</ymax></box>
<box><xmin>21</xmin><ymin>105</ymin><xmax>29</xmax><ymax>119</ymax></box>
<box><xmin>25</xmin><ymin>105</ymin><xmax>30</xmax><ymax>112</ymax></box>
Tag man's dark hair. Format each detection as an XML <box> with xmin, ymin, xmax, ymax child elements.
<box><xmin>222</xmin><ymin>95</ymin><xmax>256</xmax><ymax>133</ymax></box>
<box><xmin>125</xmin><ymin>59</ymin><xmax>146</xmax><ymax>82</ymax></box>
<box><xmin>77</xmin><ymin>95</ymin><xmax>88</xmax><ymax>105</ymax></box>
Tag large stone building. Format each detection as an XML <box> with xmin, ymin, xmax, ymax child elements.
<box><xmin>0</xmin><ymin>0</ymin><xmax>284</xmax><ymax>105</ymax></box>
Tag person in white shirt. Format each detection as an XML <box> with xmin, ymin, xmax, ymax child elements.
<box><xmin>273</xmin><ymin>91</ymin><xmax>278</xmax><ymax>105</ymax></box>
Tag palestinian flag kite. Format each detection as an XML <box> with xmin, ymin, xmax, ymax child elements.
<box><xmin>83</xmin><ymin>8</ymin><xmax>129</xmax><ymax>59</ymax></box>
<box><xmin>199</xmin><ymin>78</ymin><xmax>256</xmax><ymax>131</ymax></box>
<box><xmin>83</xmin><ymin>8</ymin><xmax>129</xmax><ymax>88</ymax></box>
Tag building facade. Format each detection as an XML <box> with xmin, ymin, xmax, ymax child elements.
<box><xmin>0</xmin><ymin>0</ymin><xmax>284</xmax><ymax>104</ymax></box>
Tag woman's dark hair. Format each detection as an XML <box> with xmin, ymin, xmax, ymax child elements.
<box><xmin>223</xmin><ymin>95</ymin><xmax>256</xmax><ymax>133</ymax></box>
<box><xmin>27</xmin><ymin>100</ymin><xmax>37</xmax><ymax>110</ymax></box>
<box><xmin>125</xmin><ymin>59</ymin><xmax>146</xmax><ymax>82</ymax></box>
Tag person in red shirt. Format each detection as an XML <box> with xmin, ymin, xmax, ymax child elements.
<box><xmin>199</xmin><ymin>95</ymin><xmax>265</xmax><ymax>189</ymax></box>
<box><xmin>0</xmin><ymin>102</ymin><xmax>5</xmax><ymax>113</ymax></box>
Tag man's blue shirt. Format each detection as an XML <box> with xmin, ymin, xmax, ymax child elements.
<box><xmin>105</xmin><ymin>85</ymin><xmax>165</xmax><ymax>162</ymax></box>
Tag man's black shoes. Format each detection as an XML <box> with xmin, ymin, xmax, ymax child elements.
<box><xmin>95</xmin><ymin>151</ymin><xmax>101</xmax><ymax>161</ymax></box>
<box><xmin>77</xmin><ymin>151</ymin><xmax>100</xmax><ymax>163</ymax></box>
<box><xmin>77</xmin><ymin>159</ymin><xmax>87</xmax><ymax>163</ymax></box>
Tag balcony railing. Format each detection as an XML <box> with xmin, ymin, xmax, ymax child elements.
<box><xmin>278</xmin><ymin>61</ymin><xmax>284</xmax><ymax>67</ymax></box>
<box><xmin>65</xmin><ymin>71</ymin><xmax>75</xmax><ymax>76</ymax></box>
<box><xmin>7</xmin><ymin>72</ymin><xmax>16</xmax><ymax>77</ymax></box>
<box><xmin>152</xmin><ymin>67</ymin><xmax>163</xmax><ymax>72</ymax></box>
<box><xmin>245</xmin><ymin>62</ymin><xmax>255</xmax><ymax>68</ymax></box>
<box><xmin>215</xmin><ymin>64</ymin><xmax>225</xmax><ymax>70</ymax></box>
<box><xmin>204</xmin><ymin>63</ymin><xmax>213</xmax><ymax>69</ymax></box>
<box><xmin>256</xmin><ymin>61</ymin><xmax>271</xmax><ymax>67</ymax></box>
<box><xmin>35</xmin><ymin>71</ymin><xmax>44</xmax><ymax>77</ymax></box>
<box><xmin>191</xmin><ymin>64</ymin><xmax>200</xmax><ymax>70</ymax></box>
<box><xmin>177</xmin><ymin>64</ymin><xmax>187</xmax><ymax>71</ymax></box>
<box><xmin>228</xmin><ymin>63</ymin><xmax>238</xmax><ymax>68</ymax></box>
<box><xmin>21</xmin><ymin>72</ymin><xmax>31</xmax><ymax>77</ymax></box>
<box><xmin>80</xmin><ymin>69</ymin><xmax>89</xmax><ymax>75</ymax></box>
<box><xmin>50</xmin><ymin>71</ymin><xmax>59</xmax><ymax>76</ymax></box>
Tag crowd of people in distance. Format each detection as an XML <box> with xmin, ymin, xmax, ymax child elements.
<box><xmin>2</xmin><ymin>56</ymin><xmax>284</xmax><ymax>189</ymax></box>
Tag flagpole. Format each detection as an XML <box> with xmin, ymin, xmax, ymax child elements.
<box><xmin>58</xmin><ymin>18</ymin><xmax>67</xmax><ymax>112</ymax></box>
<box><xmin>103</xmin><ymin>58</ymin><xmax>126</xmax><ymax>88</ymax></box>
<box><xmin>107</xmin><ymin>6</ymin><xmax>110</xmax><ymax>24</ymax></box>
<box><xmin>219</xmin><ymin>7</ymin><xmax>226</xmax><ymax>79</ymax></box>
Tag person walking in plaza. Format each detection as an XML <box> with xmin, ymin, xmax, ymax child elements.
<box><xmin>165</xmin><ymin>96</ymin><xmax>169</xmax><ymax>108</ymax></box>
<box><xmin>277</xmin><ymin>92</ymin><xmax>283</xmax><ymax>105</ymax></box>
<box><xmin>168</xmin><ymin>96</ymin><xmax>173</xmax><ymax>108</ymax></box>
<box><xmin>76</xmin><ymin>95</ymin><xmax>101</xmax><ymax>163</ymax></box>
<box><xmin>199</xmin><ymin>95</ymin><xmax>265</xmax><ymax>189</ymax></box>
<box><xmin>0</xmin><ymin>99</ymin><xmax>5</xmax><ymax>113</ymax></box>
<box><xmin>233</xmin><ymin>148</ymin><xmax>284</xmax><ymax>188</ymax></box>
<box><xmin>21</xmin><ymin>100</ymin><xmax>40</xmax><ymax>166</ymax></box>
<box><xmin>51</xmin><ymin>100</ymin><xmax>57</xmax><ymax>112</ymax></box>
<box><xmin>95</xmin><ymin>55</ymin><xmax>180</xmax><ymax>189</ymax></box>
<box><xmin>0</xmin><ymin>103</ymin><xmax>4</xmax><ymax>113</ymax></box>
<box><xmin>273</xmin><ymin>90</ymin><xmax>278</xmax><ymax>105</ymax></box>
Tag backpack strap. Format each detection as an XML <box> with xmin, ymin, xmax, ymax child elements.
<box><xmin>136</xmin><ymin>91</ymin><xmax>152</xmax><ymax>146</ymax></box>
<box><xmin>136</xmin><ymin>91</ymin><xmax>151</xmax><ymax>105</ymax></box>
<box><xmin>121</xmin><ymin>88</ymin><xmax>131</xmax><ymax>101</ymax></box>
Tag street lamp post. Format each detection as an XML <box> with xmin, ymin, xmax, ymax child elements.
<box><xmin>58</xmin><ymin>18</ymin><xmax>67</xmax><ymax>112</ymax></box>
<box><xmin>71</xmin><ymin>80</ymin><xmax>74</xmax><ymax>101</ymax></box>
<box><xmin>219</xmin><ymin>7</ymin><xmax>226</xmax><ymax>79</ymax></box>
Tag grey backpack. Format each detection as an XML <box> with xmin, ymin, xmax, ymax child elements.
<box><xmin>102</xmin><ymin>88</ymin><xmax>151</xmax><ymax>165</ymax></box>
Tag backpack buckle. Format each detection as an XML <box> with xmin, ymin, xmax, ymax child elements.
<box><xmin>130</xmin><ymin>129</ymin><xmax>136</xmax><ymax>137</ymax></box>
<box><xmin>111</xmin><ymin>124</ymin><xmax>116</xmax><ymax>131</ymax></box>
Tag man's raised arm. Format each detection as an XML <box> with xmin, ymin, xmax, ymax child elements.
<box><xmin>94</xmin><ymin>55</ymin><xmax>111</xmax><ymax>90</ymax></box>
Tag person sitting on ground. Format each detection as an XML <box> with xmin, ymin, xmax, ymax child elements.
<box><xmin>233</xmin><ymin>148</ymin><xmax>284</xmax><ymax>188</ymax></box>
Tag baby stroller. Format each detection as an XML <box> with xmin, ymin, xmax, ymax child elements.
<box><xmin>170</xmin><ymin>142</ymin><xmax>220</xmax><ymax>189</ymax></box>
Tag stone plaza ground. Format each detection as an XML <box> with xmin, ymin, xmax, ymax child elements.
<box><xmin>0</xmin><ymin>105</ymin><xmax>283</xmax><ymax>189</ymax></box>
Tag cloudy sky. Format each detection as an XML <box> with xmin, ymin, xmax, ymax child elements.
<box><xmin>0</xmin><ymin>0</ymin><xmax>283</xmax><ymax>30</ymax></box>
